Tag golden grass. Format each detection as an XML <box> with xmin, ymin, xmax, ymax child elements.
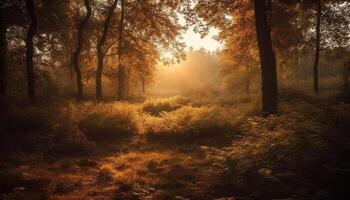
<box><xmin>2</xmin><ymin>93</ymin><xmax>350</xmax><ymax>199</ymax></box>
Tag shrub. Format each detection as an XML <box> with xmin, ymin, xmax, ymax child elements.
<box><xmin>219</xmin><ymin>112</ymin><xmax>329</xmax><ymax>175</ymax></box>
<box><xmin>325</xmin><ymin>103</ymin><xmax>350</xmax><ymax>130</ymax></box>
<box><xmin>0</xmin><ymin>106</ymin><xmax>57</xmax><ymax>153</ymax></box>
<box><xmin>0</xmin><ymin>103</ymin><xmax>95</xmax><ymax>155</ymax></box>
<box><xmin>1</xmin><ymin>106</ymin><xmax>55</xmax><ymax>133</ymax></box>
<box><xmin>50</xmin><ymin>104</ymin><xmax>95</xmax><ymax>155</ymax></box>
<box><xmin>142</xmin><ymin>98</ymin><xmax>180</xmax><ymax>115</ymax></box>
<box><xmin>279</xmin><ymin>86</ymin><xmax>316</xmax><ymax>103</ymax></box>
<box><xmin>79</xmin><ymin>103</ymin><xmax>140</xmax><ymax>143</ymax></box>
<box><xmin>171</xmin><ymin>96</ymin><xmax>192</xmax><ymax>106</ymax></box>
<box><xmin>216</xmin><ymin>95</ymin><xmax>254</xmax><ymax>106</ymax></box>
<box><xmin>145</xmin><ymin>105</ymin><xmax>240</xmax><ymax>143</ymax></box>
<box><xmin>279</xmin><ymin>100</ymin><xmax>326</xmax><ymax>122</ymax></box>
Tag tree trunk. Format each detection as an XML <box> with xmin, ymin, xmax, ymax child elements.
<box><xmin>253</xmin><ymin>0</ymin><xmax>278</xmax><ymax>115</ymax></box>
<box><xmin>246</xmin><ymin>64</ymin><xmax>250</xmax><ymax>96</ymax></box>
<box><xmin>72</xmin><ymin>0</ymin><xmax>91</xmax><ymax>101</ymax></box>
<box><xmin>0</xmin><ymin>7</ymin><xmax>8</xmax><ymax>96</ymax></box>
<box><xmin>62</xmin><ymin>27</ymin><xmax>74</xmax><ymax>93</ymax></box>
<box><xmin>25</xmin><ymin>0</ymin><xmax>37</xmax><ymax>104</ymax></box>
<box><xmin>63</xmin><ymin>38</ymin><xmax>74</xmax><ymax>92</ymax></box>
<box><xmin>117</xmin><ymin>0</ymin><xmax>125</xmax><ymax>101</ymax></box>
<box><xmin>295</xmin><ymin>50</ymin><xmax>299</xmax><ymax>79</ymax></box>
<box><xmin>67</xmin><ymin>46</ymin><xmax>74</xmax><ymax>90</ymax></box>
<box><xmin>313</xmin><ymin>0</ymin><xmax>321</xmax><ymax>95</ymax></box>
<box><xmin>344</xmin><ymin>61</ymin><xmax>349</xmax><ymax>89</ymax></box>
<box><xmin>266</xmin><ymin>0</ymin><xmax>272</xmax><ymax>13</ymax></box>
<box><xmin>96</xmin><ymin>0</ymin><xmax>118</xmax><ymax>102</ymax></box>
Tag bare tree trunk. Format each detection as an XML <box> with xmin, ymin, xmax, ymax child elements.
<box><xmin>63</xmin><ymin>37</ymin><xmax>74</xmax><ymax>92</ymax></box>
<box><xmin>0</xmin><ymin>7</ymin><xmax>8</xmax><ymax>96</ymax></box>
<box><xmin>62</xmin><ymin>26</ymin><xmax>74</xmax><ymax>92</ymax></box>
<box><xmin>295</xmin><ymin>50</ymin><xmax>299</xmax><ymax>80</ymax></box>
<box><xmin>96</xmin><ymin>0</ymin><xmax>118</xmax><ymax>102</ymax></box>
<box><xmin>25</xmin><ymin>0</ymin><xmax>37</xmax><ymax>104</ymax></box>
<box><xmin>67</xmin><ymin>47</ymin><xmax>74</xmax><ymax>89</ymax></box>
<box><xmin>266</xmin><ymin>0</ymin><xmax>272</xmax><ymax>13</ymax></box>
<box><xmin>313</xmin><ymin>0</ymin><xmax>321</xmax><ymax>95</ymax></box>
<box><xmin>72</xmin><ymin>0</ymin><xmax>91</xmax><ymax>101</ymax></box>
<box><xmin>344</xmin><ymin>61</ymin><xmax>349</xmax><ymax>89</ymax></box>
<box><xmin>117</xmin><ymin>0</ymin><xmax>125</xmax><ymax>101</ymax></box>
<box><xmin>254</xmin><ymin>0</ymin><xmax>278</xmax><ymax>115</ymax></box>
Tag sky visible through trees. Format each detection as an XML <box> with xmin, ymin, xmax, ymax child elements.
<box><xmin>179</xmin><ymin>15</ymin><xmax>222</xmax><ymax>51</ymax></box>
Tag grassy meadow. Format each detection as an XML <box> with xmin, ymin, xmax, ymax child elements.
<box><xmin>1</xmin><ymin>90</ymin><xmax>350</xmax><ymax>200</ymax></box>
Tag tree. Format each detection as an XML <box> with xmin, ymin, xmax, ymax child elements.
<box><xmin>311</xmin><ymin>0</ymin><xmax>349</xmax><ymax>95</ymax></box>
<box><xmin>0</xmin><ymin>4</ymin><xmax>8</xmax><ymax>96</ymax></box>
<box><xmin>313</xmin><ymin>0</ymin><xmax>322</xmax><ymax>95</ymax></box>
<box><xmin>117</xmin><ymin>0</ymin><xmax>125</xmax><ymax>100</ymax></box>
<box><xmin>108</xmin><ymin>0</ymin><xmax>185</xmax><ymax>100</ymax></box>
<box><xmin>344</xmin><ymin>60</ymin><xmax>350</xmax><ymax>89</ymax></box>
<box><xmin>188</xmin><ymin>0</ymin><xmax>284</xmax><ymax>114</ymax></box>
<box><xmin>215</xmin><ymin>2</ymin><xmax>260</xmax><ymax>96</ymax></box>
<box><xmin>25</xmin><ymin>0</ymin><xmax>37</xmax><ymax>103</ymax></box>
<box><xmin>0</xmin><ymin>0</ymin><xmax>29</xmax><ymax>97</ymax></box>
<box><xmin>288</xmin><ymin>0</ymin><xmax>350</xmax><ymax>94</ymax></box>
<box><xmin>0</xmin><ymin>0</ymin><xmax>27</xmax><ymax>97</ymax></box>
<box><xmin>135</xmin><ymin>52</ymin><xmax>157</xmax><ymax>95</ymax></box>
<box><xmin>96</xmin><ymin>0</ymin><xmax>118</xmax><ymax>102</ymax></box>
<box><xmin>72</xmin><ymin>0</ymin><xmax>91</xmax><ymax>101</ymax></box>
<box><xmin>253</xmin><ymin>0</ymin><xmax>278</xmax><ymax>114</ymax></box>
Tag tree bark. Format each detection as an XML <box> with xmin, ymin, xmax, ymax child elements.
<box><xmin>72</xmin><ymin>0</ymin><xmax>91</xmax><ymax>101</ymax></box>
<box><xmin>266</xmin><ymin>0</ymin><xmax>272</xmax><ymax>14</ymax></box>
<box><xmin>117</xmin><ymin>0</ymin><xmax>125</xmax><ymax>101</ymax></box>
<box><xmin>344</xmin><ymin>61</ymin><xmax>349</xmax><ymax>89</ymax></box>
<box><xmin>63</xmin><ymin>36</ymin><xmax>74</xmax><ymax>92</ymax></box>
<box><xmin>295</xmin><ymin>50</ymin><xmax>299</xmax><ymax>79</ymax></box>
<box><xmin>313</xmin><ymin>0</ymin><xmax>321</xmax><ymax>95</ymax></box>
<box><xmin>67</xmin><ymin>46</ymin><xmax>74</xmax><ymax>89</ymax></box>
<box><xmin>96</xmin><ymin>0</ymin><xmax>118</xmax><ymax>102</ymax></box>
<box><xmin>0</xmin><ymin>7</ymin><xmax>8</xmax><ymax>96</ymax></box>
<box><xmin>25</xmin><ymin>0</ymin><xmax>37</xmax><ymax>104</ymax></box>
<box><xmin>254</xmin><ymin>0</ymin><xmax>278</xmax><ymax>115</ymax></box>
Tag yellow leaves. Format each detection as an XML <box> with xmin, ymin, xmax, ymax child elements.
<box><xmin>246</xmin><ymin>9</ymin><xmax>255</xmax><ymax>18</ymax></box>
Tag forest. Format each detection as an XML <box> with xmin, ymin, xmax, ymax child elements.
<box><xmin>0</xmin><ymin>0</ymin><xmax>350</xmax><ymax>199</ymax></box>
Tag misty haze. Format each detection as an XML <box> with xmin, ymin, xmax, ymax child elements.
<box><xmin>1</xmin><ymin>0</ymin><xmax>350</xmax><ymax>200</ymax></box>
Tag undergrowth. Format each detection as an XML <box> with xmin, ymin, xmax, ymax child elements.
<box><xmin>1</xmin><ymin>91</ymin><xmax>350</xmax><ymax>199</ymax></box>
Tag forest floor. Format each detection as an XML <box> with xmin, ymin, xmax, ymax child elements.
<box><xmin>1</xmin><ymin>91</ymin><xmax>350</xmax><ymax>200</ymax></box>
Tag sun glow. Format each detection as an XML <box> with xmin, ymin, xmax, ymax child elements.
<box><xmin>182</xmin><ymin>27</ymin><xmax>223</xmax><ymax>51</ymax></box>
<box><xmin>178</xmin><ymin>14</ymin><xmax>223</xmax><ymax>51</ymax></box>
